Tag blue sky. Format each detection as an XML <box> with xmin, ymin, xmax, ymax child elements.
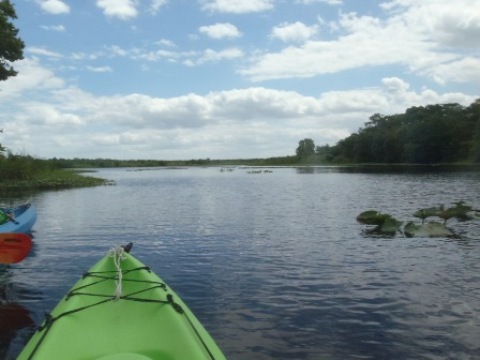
<box><xmin>1</xmin><ymin>0</ymin><xmax>479</xmax><ymax>160</ymax></box>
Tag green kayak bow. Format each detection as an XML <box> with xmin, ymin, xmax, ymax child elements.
<box><xmin>18</xmin><ymin>245</ymin><xmax>227</xmax><ymax>360</ymax></box>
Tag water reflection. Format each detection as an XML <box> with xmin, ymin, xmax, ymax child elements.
<box><xmin>2</xmin><ymin>167</ymin><xmax>480</xmax><ymax>359</ymax></box>
<box><xmin>0</xmin><ymin>268</ymin><xmax>35</xmax><ymax>359</ymax></box>
<box><xmin>292</xmin><ymin>164</ymin><xmax>480</xmax><ymax>175</ymax></box>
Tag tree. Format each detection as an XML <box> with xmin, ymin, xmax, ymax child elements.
<box><xmin>0</xmin><ymin>129</ymin><xmax>5</xmax><ymax>156</ymax></box>
<box><xmin>0</xmin><ymin>0</ymin><xmax>25</xmax><ymax>81</ymax></box>
<box><xmin>296</xmin><ymin>138</ymin><xmax>316</xmax><ymax>159</ymax></box>
<box><xmin>467</xmin><ymin>98</ymin><xmax>480</xmax><ymax>162</ymax></box>
<box><xmin>0</xmin><ymin>1</ymin><xmax>24</xmax><ymax>154</ymax></box>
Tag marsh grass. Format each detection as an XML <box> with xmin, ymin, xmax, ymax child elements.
<box><xmin>0</xmin><ymin>155</ymin><xmax>111</xmax><ymax>193</ymax></box>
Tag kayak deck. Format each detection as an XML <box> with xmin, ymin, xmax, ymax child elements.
<box><xmin>18</xmin><ymin>248</ymin><xmax>226</xmax><ymax>360</ymax></box>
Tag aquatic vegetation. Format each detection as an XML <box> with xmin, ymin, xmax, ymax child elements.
<box><xmin>358</xmin><ymin>201</ymin><xmax>478</xmax><ymax>238</ymax></box>
<box><xmin>0</xmin><ymin>169</ymin><xmax>112</xmax><ymax>192</ymax></box>
<box><xmin>404</xmin><ymin>221</ymin><xmax>453</xmax><ymax>238</ymax></box>
<box><xmin>246</xmin><ymin>169</ymin><xmax>274</xmax><ymax>174</ymax></box>
<box><xmin>356</xmin><ymin>210</ymin><xmax>392</xmax><ymax>225</ymax></box>
<box><xmin>357</xmin><ymin>210</ymin><xmax>402</xmax><ymax>236</ymax></box>
<box><xmin>439</xmin><ymin>201</ymin><xmax>475</xmax><ymax>224</ymax></box>
<box><xmin>413</xmin><ymin>206</ymin><xmax>443</xmax><ymax>223</ymax></box>
<box><xmin>413</xmin><ymin>201</ymin><xmax>477</xmax><ymax>225</ymax></box>
<box><xmin>380</xmin><ymin>217</ymin><xmax>403</xmax><ymax>234</ymax></box>
<box><xmin>0</xmin><ymin>154</ymin><xmax>113</xmax><ymax>192</ymax></box>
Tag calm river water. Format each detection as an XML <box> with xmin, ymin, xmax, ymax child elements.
<box><xmin>1</xmin><ymin>166</ymin><xmax>480</xmax><ymax>359</ymax></box>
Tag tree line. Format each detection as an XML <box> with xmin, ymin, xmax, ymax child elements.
<box><xmin>297</xmin><ymin>99</ymin><xmax>480</xmax><ymax>164</ymax></box>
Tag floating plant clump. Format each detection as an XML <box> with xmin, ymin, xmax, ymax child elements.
<box><xmin>356</xmin><ymin>210</ymin><xmax>392</xmax><ymax>225</ymax></box>
<box><xmin>356</xmin><ymin>210</ymin><xmax>402</xmax><ymax>236</ymax></box>
<box><xmin>357</xmin><ymin>201</ymin><xmax>479</xmax><ymax>238</ymax></box>
<box><xmin>403</xmin><ymin>222</ymin><xmax>453</xmax><ymax>238</ymax></box>
<box><xmin>413</xmin><ymin>201</ymin><xmax>477</xmax><ymax>225</ymax></box>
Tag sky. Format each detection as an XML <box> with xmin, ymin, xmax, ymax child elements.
<box><xmin>1</xmin><ymin>0</ymin><xmax>480</xmax><ymax>160</ymax></box>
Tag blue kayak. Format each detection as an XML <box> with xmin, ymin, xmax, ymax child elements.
<box><xmin>0</xmin><ymin>203</ymin><xmax>37</xmax><ymax>233</ymax></box>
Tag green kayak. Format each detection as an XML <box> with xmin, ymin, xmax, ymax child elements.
<box><xmin>18</xmin><ymin>245</ymin><xmax>227</xmax><ymax>360</ymax></box>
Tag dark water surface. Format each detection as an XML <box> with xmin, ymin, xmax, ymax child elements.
<box><xmin>1</xmin><ymin>167</ymin><xmax>480</xmax><ymax>359</ymax></box>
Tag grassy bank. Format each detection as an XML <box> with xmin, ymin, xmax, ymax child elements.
<box><xmin>0</xmin><ymin>169</ymin><xmax>112</xmax><ymax>193</ymax></box>
<box><xmin>0</xmin><ymin>156</ymin><xmax>112</xmax><ymax>193</ymax></box>
<box><xmin>1</xmin><ymin>169</ymin><xmax>112</xmax><ymax>192</ymax></box>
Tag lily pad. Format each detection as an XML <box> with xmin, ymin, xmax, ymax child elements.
<box><xmin>404</xmin><ymin>221</ymin><xmax>454</xmax><ymax>238</ymax></box>
<box><xmin>380</xmin><ymin>217</ymin><xmax>403</xmax><ymax>234</ymax></box>
<box><xmin>356</xmin><ymin>210</ymin><xmax>391</xmax><ymax>225</ymax></box>
<box><xmin>413</xmin><ymin>206</ymin><xmax>443</xmax><ymax>223</ymax></box>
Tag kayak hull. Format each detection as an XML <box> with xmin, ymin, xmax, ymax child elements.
<box><xmin>18</xmin><ymin>250</ymin><xmax>226</xmax><ymax>360</ymax></box>
<box><xmin>0</xmin><ymin>203</ymin><xmax>37</xmax><ymax>234</ymax></box>
<box><xmin>0</xmin><ymin>233</ymin><xmax>32</xmax><ymax>264</ymax></box>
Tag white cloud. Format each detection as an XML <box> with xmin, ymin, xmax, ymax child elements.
<box><xmin>27</xmin><ymin>47</ymin><xmax>63</xmax><ymax>58</ymax></box>
<box><xmin>156</xmin><ymin>39</ymin><xmax>176</xmax><ymax>47</ymax></box>
<box><xmin>21</xmin><ymin>104</ymin><xmax>84</xmax><ymax>126</ymax></box>
<box><xmin>130</xmin><ymin>47</ymin><xmax>193</xmax><ymax>63</ymax></box>
<box><xmin>382</xmin><ymin>0</ymin><xmax>480</xmax><ymax>49</ymax></box>
<box><xmin>201</xmin><ymin>0</ymin><xmax>274</xmax><ymax>14</ymax></box>
<box><xmin>38</xmin><ymin>0</ymin><xmax>70</xmax><ymax>14</ymax></box>
<box><xmin>377</xmin><ymin>76</ymin><xmax>475</xmax><ymax>112</ymax></box>
<box><xmin>296</xmin><ymin>0</ymin><xmax>342</xmax><ymax>4</ymax></box>
<box><xmin>199</xmin><ymin>23</ymin><xmax>242</xmax><ymax>39</ymax></box>
<box><xmin>41</xmin><ymin>24</ymin><xmax>66</xmax><ymax>32</ymax></box>
<box><xmin>71</xmin><ymin>52</ymin><xmax>101</xmax><ymax>61</ymax></box>
<box><xmin>96</xmin><ymin>0</ymin><xmax>139</xmax><ymax>20</ymax></box>
<box><xmin>382</xmin><ymin>77</ymin><xmax>410</xmax><ymax>94</ymax></box>
<box><xmin>271</xmin><ymin>22</ymin><xmax>318</xmax><ymax>43</ymax></box>
<box><xmin>190</xmin><ymin>48</ymin><xmax>244</xmax><ymax>66</ymax></box>
<box><xmin>240</xmin><ymin>2</ymin><xmax>477</xmax><ymax>84</ymax></box>
<box><xmin>0</xmin><ymin>58</ymin><xmax>64</xmax><ymax>98</ymax></box>
<box><xmin>86</xmin><ymin>65</ymin><xmax>114</xmax><ymax>73</ymax></box>
<box><xmin>150</xmin><ymin>0</ymin><xmax>167</xmax><ymax>14</ymax></box>
<box><xmin>425</xmin><ymin>57</ymin><xmax>480</xmax><ymax>85</ymax></box>
<box><xmin>3</xmin><ymin>57</ymin><xmax>476</xmax><ymax>159</ymax></box>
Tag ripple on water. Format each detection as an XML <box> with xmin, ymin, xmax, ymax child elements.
<box><xmin>3</xmin><ymin>167</ymin><xmax>480</xmax><ymax>359</ymax></box>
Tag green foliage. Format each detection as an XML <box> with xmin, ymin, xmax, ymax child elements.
<box><xmin>0</xmin><ymin>168</ymin><xmax>109</xmax><ymax>192</ymax></box>
<box><xmin>412</xmin><ymin>204</ymin><xmax>473</xmax><ymax>225</ymax></box>
<box><xmin>328</xmin><ymin>99</ymin><xmax>480</xmax><ymax>164</ymax></box>
<box><xmin>0</xmin><ymin>129</ymin><xmax>5</xmax><ymax>156</ymax></box>
<box><xmin>0</xmin><ymin>0</ymin><xmax>25</xmax><ymax>81</ymax></box>
<box><xmin>413</xmin><ymin>206</ymin><xmax>443</xmax><ymax>223</ymax></box>
<box><xmin>296</xmin><ymin>138</ymin><xmax>316</xmax><ymax>160</ymax></box>
<box><xmin>0</xmin><ymin>0</ymin><xmax>24</xmax><ymax>152</ymax></box>
<box><xmin>356</xmin><ymin>210</ymin><xmax>392</xmax><ymax>225</ymax></box>
<box><xmin>44</xmin><ymin>156</ymin><xmax>299</xmax><ymax>168</ymax></box>
<box><xmin>357</xmin><ymin>201</ymin><xmax>479</xmax><ymax>238</ymax></box>
<box><xmin>0</xmin><ymin>154</ymin><xmax>49</xmax><ymax>180</ymax></box>
<box><xmin>356</xmin><ymin>210</ymin><xmax>403</xmax><ymax>236</ymax></box>
<box><xmin>47</xmin><ymin>157</ymin><xmax>168</xmax><ymax>168</ymax></box>
<box><xmin>0</xmin><ymin>154</ymin><xmax>109</xmax><ymax>192</ymax></box>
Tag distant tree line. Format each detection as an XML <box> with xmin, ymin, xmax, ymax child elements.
<box><xmin>298</xmin><ymin>99</ymin><xmax>480</xmax><ymax>164</ymax></box>
<box><xmin>48</xmin><ymin>158</ymin><xmax>169</xmax><ymax>168</ymax></box>
<box><xmin>47</xmin><ymin>156</ymin><xmax>298</xmax><ymax>168</ymax></box>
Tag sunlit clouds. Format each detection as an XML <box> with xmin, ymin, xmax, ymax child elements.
<box><xmin>1</xmin><ymin>0</ymin><xmax>478</xmax><ymax>159</ymax></box>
